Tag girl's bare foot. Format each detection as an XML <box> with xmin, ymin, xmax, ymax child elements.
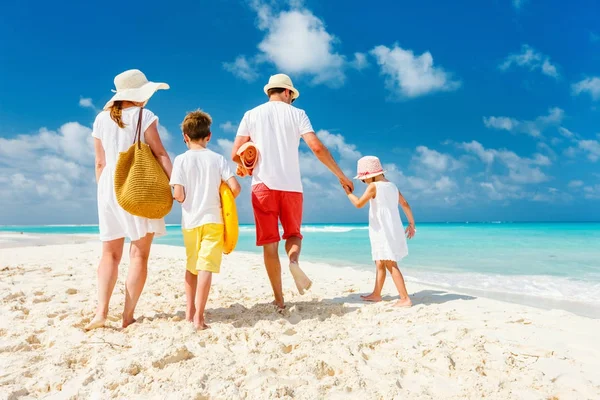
<box><xmin>84</xmin><ymin>314</ymin><xmax>106</xmax><ymax>331</ymax></box>
<box><xmin>361</xmin><ymin>294</ymin><xmax>382</xmax><ymax>302</ymax></box>
<box><xmin>393</xmin><ymin>298</ymin><xmax>412</xmax><ymax>308</ymax></box>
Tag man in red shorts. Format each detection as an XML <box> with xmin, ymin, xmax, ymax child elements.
<box><xmin>231</xmin><ymin>73</ymin><xmax>354</xmax><ymax>310</ymax></box>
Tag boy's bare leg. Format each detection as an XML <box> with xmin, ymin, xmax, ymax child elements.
<box><xmin>362</xmin><ymin>260</ymin><xmax>386</xmax><ymax>302</ymax></box>
<box><xmin>194</xmin><ymin>271</ymin><xmax>212</xmax><ymax>330</ymax></box>
<box><xmin>386</xmin><ymin>262</ymin><xmax>412</xmax><ymax>307</ymax></box>
<box><xmin>185</xmin><ymin>270</ymin><xmax>197</xmax><ymax>322</ymax></box>
<box><xmin>263</xmin><ymin>243</ymin><xmax>284</xmax><ymax>309</ymax></box>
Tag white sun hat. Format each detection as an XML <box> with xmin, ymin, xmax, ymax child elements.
<box><xmin>354</xmin><ymin>156</ymin><xmax>387</xmax><ymax>180</ymax></box>
<box><xmin>263</xmin><ymin>73</ymin><xmax>300</xmax><ymax>100</ymax></box>
<box><xmin>103</xmin><ymin>69</ymin><xmax>170</xmax><ymax>110</ymax></box>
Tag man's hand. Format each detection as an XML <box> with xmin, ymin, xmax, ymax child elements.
<box><xmin>339</xmin><ymin>175</ymin><xmax>354</xmax><ymax>193</ymax></box>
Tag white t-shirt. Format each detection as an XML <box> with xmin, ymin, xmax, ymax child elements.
<box><xmin>170</xmin><ymin>149</ymin><xmax>234</xmax><ymax>229</ymax></box>
<box><xmin>236</xmin><ymin>101</ymin><xmax>314</xmax><ymax>193</ymax></box>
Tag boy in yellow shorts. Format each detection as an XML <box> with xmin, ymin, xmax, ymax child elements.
<box><xmin>170</xmin><ymin>110</ymin><xmax>241</xmax><ymax>330</ymax></box>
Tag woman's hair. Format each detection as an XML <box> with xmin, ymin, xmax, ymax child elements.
<box><xmin>110</xmin><ymin>101</ymin><xmax>126</xmax><ymax>128</ymax></box>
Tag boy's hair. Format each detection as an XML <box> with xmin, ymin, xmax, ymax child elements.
<box><xmin>182</xmin><ymin>110</ymin><xmax>212</xmax><ymax>141</ymax></box>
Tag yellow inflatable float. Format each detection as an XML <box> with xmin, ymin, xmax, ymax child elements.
<box><xmin>220</xmin><ymin>182</ymin><xmax>239</xmax><ymax>254</ymax></box>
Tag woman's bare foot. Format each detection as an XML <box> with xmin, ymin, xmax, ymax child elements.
<box><xmin>361</xmin><ymin>293</ymin><xmax>382</xmax><ymax>302</ymax></box>
<box><xmin>393</xmin><ymin>298</ymin><xmax>412</xmax><ymax>308</ymax></box>
<box><xmin>122</xmin><ymin>316</ymin><xmax>137</xmax><ymax>328</ymax></box>
<box><xmin>84</xmin><ymin>314</ymin><xmax>106</xmax><ymax>331</ymax></box>
<box><xmin>193</xmin><ymin>316</ymin><xmax>209</xmax><ymax>331</ymax></box>
<box><xmin>186</xmin><ymin>308</ymin><xmax>195</xmax><ymax>323</ymax></box>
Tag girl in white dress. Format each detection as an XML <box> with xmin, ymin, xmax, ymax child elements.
<box><xmin>345</xmin><ymin>156</ymin><xmax>416</xmax><ymax>307</ymax></box>
<box><xmin>86</xmin><ymin>69</ymin><xmax>172</xmax><ymax>330</ymax></box>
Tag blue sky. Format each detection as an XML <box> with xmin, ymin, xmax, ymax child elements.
<box><xmin>1</xmin><ymin>0</ymin><xmax>599</xmax><ymax>225</ymax></box>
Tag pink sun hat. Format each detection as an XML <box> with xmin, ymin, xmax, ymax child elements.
<box><xmin>354</xmin><ymin>156</ymin><xmax>386</xmax><ymax>180</ymax></box>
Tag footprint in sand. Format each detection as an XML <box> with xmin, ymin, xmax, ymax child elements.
<box><xmin>66</xmin><ymin>288</ymin><xmax>78</xmax><ymax>295</ymax></box>
<box><xmin>32</xmin><ymin>296</ymin><xmax>52</xmax><ymax>304</ymax></box>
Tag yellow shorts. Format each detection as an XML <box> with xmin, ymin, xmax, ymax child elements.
<box><xmin>182</xmin><ymin>223</ymin><xmax>224</xmax><ymax>275</ymax></box>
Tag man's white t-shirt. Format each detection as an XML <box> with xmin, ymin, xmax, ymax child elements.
<box><xmin>170</xmin><ymin>149</ymin><xmax>234</xmax><ymax>229</ymax></box>
<box><xmin>236</xmin><ymin>101</ymin><xmax>314</xmax><ymax>193</ymax></box>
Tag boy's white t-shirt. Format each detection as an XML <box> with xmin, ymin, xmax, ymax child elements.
<box><xmin>236</xmin><ymin>101</ymin><xmax>314</xmax><ymax>193</ymax></box>
<box><xmin>170</xmin><ymin>149</ymin><xmax>234</xmax><ymax>230</ymax></box>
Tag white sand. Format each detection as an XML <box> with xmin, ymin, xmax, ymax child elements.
<box><xmin>1</xmin><ymin>242</ymin><xmax>599</xmax><ymax>400</ymax></box>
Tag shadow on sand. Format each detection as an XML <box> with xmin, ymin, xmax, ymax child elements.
<box><xmin>329</xmin><ymin>289</ymin><xmax>476</xmax><ymax>306</ymax></box>
<box><xmin>145</xmin><ymin>290</ymin><xmax>474</xmax><ymax>328</ymax></box>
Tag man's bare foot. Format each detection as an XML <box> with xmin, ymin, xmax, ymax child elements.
<box><xmin>393</xmin><ymin>298</ymin><xmax>412</xmax><ymax>308</ymax></box>
<box><xmin>84</xmin><ymin>314</ymin><xmax>106</xmax><ymax>331</ymax></box>
<box><xmin>271</xmin><ymin>300</ymin><xmax>286</xmax><ymax>313</ymax></box>
<box><xmin>361</xmin><ymin>294</ymin><xmax>382</xmax><ymax>302</ymax></box>
<box><xmin>122</xmin><ymin>316</ymin><xmax>137</xmax><ymax>328</ymax></box>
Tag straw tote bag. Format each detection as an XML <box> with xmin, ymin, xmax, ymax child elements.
<box><xmin>114</xmin><ymin>108</ymin><xmax>173</xmax><ymax>219</ymax></box>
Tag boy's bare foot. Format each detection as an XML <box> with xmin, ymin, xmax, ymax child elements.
<box><xmin>393</xmin><ymin>298</ymin><xmax>412</xmax><ymax>308</ymax></box>
<box><xmin>84</xmin><ymin>314</ymin><xmax>106</xmax><ymax>331</ymax></box>
<box><xmin>361</xmin><ymin>294</ymin><xmax>382</xmax><ymax>302</ymax></box>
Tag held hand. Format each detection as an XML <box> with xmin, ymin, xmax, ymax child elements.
<box><xmin>339</xmin><ymin>176</ymin><xmax>354</xmax><ymax>193</ymax></box>
<box><xmin>343</xmin><ymin>185</ymin><xmax>352</xmax><ymax>195</ymax></box>
<box><xmin>405</xmin><ymin>224</ymin><xmax>416</xmax><ymax>239</ymax></box>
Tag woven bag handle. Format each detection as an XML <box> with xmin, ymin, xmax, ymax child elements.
<box><xmin>133</xmin><ymin>107</ymin><xmax>144</xmax><ymax>149</ymax></box>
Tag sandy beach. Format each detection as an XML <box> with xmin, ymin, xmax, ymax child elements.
<box><xmin>1</xmin><ymin>238</ymin><xmax>599</xmax><ymax>400</ymax></box>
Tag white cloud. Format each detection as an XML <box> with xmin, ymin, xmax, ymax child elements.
<box><xmin>370</xmin><ymin>44</ymin><xmax>461</xmax><ymax>98</ymax></box>
<box><xmin>499</xmin><ymin>44</ymin><xmax>559</xmax><ymax>79</ymax></box>
<box><xmin>558</xmin><ymin>127</ymin><xmax>575</xmax><ymax>138</ymax></box>
<box><xmin>414</xmin><ymin>146</ymin><xmax>463</xmax><ymax>173</ymax></box>
<box><xmin>220</xmin><ymin>121</ymin><xmax>239</xmax><ymax>134</ymax></box>
<box><xmin>459</xmin><ymin>140</ymin><xmax>550</xmax><ymax>184</ymax></box>
<box><xmin>225</xmin><ymin>1</ymin><xmax>347</xmax><ymax>86</ymax></box>
<box><xmin>578</xmin><ymin>139</ymin><xmax>600</xmax><ymax>161</ymax></box>
<box><xmin>316</xmin><ymin>130</ymin><xmax>361</xmax><ymax>160</ymax></box>
<box><xmin>568</xmin><ymin>180</ymin><xmax>584</xmax><ymax>189</ymax></box>
<box><xmin>223</xmin><ymin>55</ymin><xmax>259</xmax><ymax>82</ymax></box>
<box><xmin>571</xmin><ymin>77</ymin><xmax>600</xmax><ymax>100</ymax></box>
<box><xmin>79</xmin><ymin>97</ymin><xmax>96</xmax><ymax>110</ymax></box>
<box><xmin>157</xmin><ymin>124</ymin><xmax>172</xmax><ymax>143</ymax></box>
<box><xmin>434</xmin><ymin>176</ymin><xmax>457</xmax><ymax>192</ymax></box>
<box><xmin>483</xmin><ymin>107</ymin><xmax>564</xmax><ymax>138</ymax></box>
<box><xmin>350</xmin><ymin>52</ymin><xmax>369</xmax><ymax>70</ymax></box>
<box><xmin>591</xmin><ymin>32</ymin><xmax>600</xmax><ymax>43</ymax></box>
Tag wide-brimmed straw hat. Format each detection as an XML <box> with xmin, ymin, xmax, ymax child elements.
<box><xmin>263</xmin><ymin>73</ymin><xmax>300</xmax><ymax>100</ymax></box>
<box><xmin>354</xmin><ymin>156</ymin><xmax>386</xmax><ymax>180</ymax></box>
<box><xmin>103</xmin><ymin>69</ymin><xmax>169</xmax><ymax>110</ymax></box>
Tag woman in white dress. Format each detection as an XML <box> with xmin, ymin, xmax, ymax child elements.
<box><xmin>344</xmin><ymin>156</ymin><xmax>417</xmax><ymax>307</ymax></box>
<box><xmin>86</xmin><ymin>69</ymin><xmax>172</xmax><ymax>330</ymax></box>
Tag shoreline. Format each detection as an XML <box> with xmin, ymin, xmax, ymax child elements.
<box><xmin>1</xmin><ymin>241</ymin><xmax>599</xmax><ymax>398</ymax></box>
<box><xmin>2</xmin><ymin>232</ymin><xmax>599</xmax><ymax>319</ymax></box>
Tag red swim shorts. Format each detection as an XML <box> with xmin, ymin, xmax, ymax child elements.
<box><xmin>251</xmin><ymin>183</ymin><xmax>303</xmax><ymax>246</ymax></box>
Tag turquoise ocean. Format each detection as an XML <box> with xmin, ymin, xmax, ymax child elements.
<box><xmin>2</xmin><ymin>223</ymin><xmax>600</xmax><ymax>315</ymax></box>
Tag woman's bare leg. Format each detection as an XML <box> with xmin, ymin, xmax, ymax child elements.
<box><xmin>122</xmin><ymin>233</ymin><xmax>154</xmax><ymax>328</ymax></box>
<box><xmin>85</xmin><ymin>238</ymin><xmax>124</xmax><ymax>330</ymax></box>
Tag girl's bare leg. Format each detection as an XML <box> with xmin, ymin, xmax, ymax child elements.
<box><xmin>185</xmin><ymin>270</ymin><xmax>197</xmax><ymax>322</ymax></box>
<box><xmin>123</xmin><ymin>233</ymin><xmax>154</xmax><ymax>328</ymax></box>
<box><xmin>361</xmin><ymin>260</ymin><xmax>386</xmax><ymax>302</ymax></box>
<box><xmin>85</xmin><ymin>238</ymin><xmax>125</xmax><ymax>330</ymax></box>
<box><xmin>386</xmin><ymin>261</ymin><xmax>412</xmax><ymax>307</ymax></box>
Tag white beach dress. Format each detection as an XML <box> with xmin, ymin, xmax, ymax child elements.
<box><xmin>368</xmin><ymin>181</ymin><xmax>408</xmax><ymax>262</ymax></box>
<box><xmin>92</xmin><ymin>107</ymin><xmax>167</xmax><ymax>242</ymax></box>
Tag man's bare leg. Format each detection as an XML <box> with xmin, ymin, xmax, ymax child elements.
<box><xmin>263</xmin><ymin>242</ymin><xmax>284</xmax><ymax>309</ymax></box>
<box><xmin>285</xmin><ymin>236</ymin><xmax>302</xmax><ymax>263</ymax></box>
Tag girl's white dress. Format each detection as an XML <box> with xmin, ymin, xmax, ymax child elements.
<box><xmin>92</xmin><ymin>107</ymin><xmax>167</xmax><ymax>242</ymax></box>
<box><xmin>368</xmin><ymin>181</ymin><xmax>409</xmax><ymax>262</ymax></box>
